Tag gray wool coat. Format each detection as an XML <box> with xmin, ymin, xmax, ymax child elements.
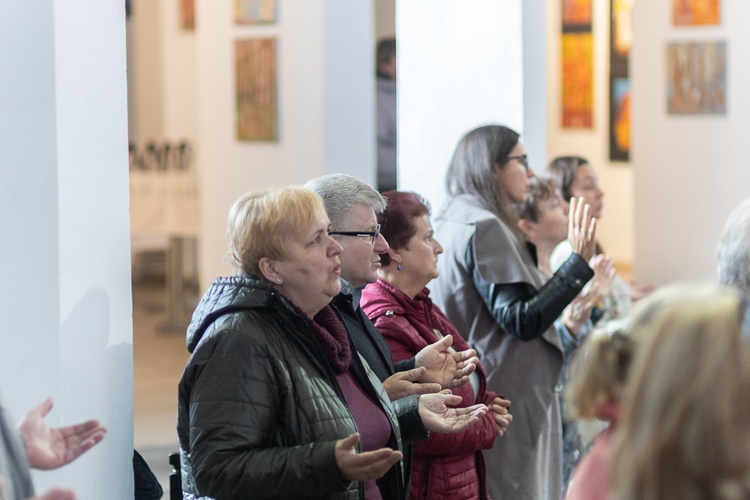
<box><xmin>431</xmin><ymin>195</ymin><xmax>565</xmax><ymax>500</ymax></box>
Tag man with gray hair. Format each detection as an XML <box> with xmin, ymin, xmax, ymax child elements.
<box><xmin>305</xmin><ymin>174</ymin><xmax>479</xmax><ymax>400</ymax></box>
<box><xmin>717</xmin><ymin>197</ymin><xmax>750</xmax><ymax>291</ymax></box>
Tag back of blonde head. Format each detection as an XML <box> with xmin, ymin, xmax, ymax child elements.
<box><xmin>611</xmin><ymin>285</ymin><xmax>750</xmax><ymax>500</ymax></box>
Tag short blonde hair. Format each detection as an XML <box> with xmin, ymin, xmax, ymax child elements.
<box><xmin>226</xmin><ymin>186</ymin><xmax>327</xmax><ymax>277</ymax></box>
<box><xmin>611</xmin><ymin>285</ymin><xmax>750</xmax><ymax>500</ymax></box>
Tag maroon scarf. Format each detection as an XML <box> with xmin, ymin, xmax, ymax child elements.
<box><xmin>285</xmin><ymin>299</ymin><xmax>352</xmax><ymax>374</ymax></box>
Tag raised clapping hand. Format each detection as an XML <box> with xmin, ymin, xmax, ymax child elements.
<box><xmin>335</xmin><ymin>433</ymin><xmax>403</xmax><ymax>482</ymax></box>
<box><xmin>489</xmin><ymin>396</ymin><xmax>512</xmax><ymax>437</ymax></box>
<box><xmin>414</xmin><ymin>335</ymin><xmax>479</xmax><ymax>388</ymax></box>
<box><xmin>587</xmin><ymin>254</ymin><xmax>616</xmax><ymax>303</ymax></box>
<box><xmin>562</xmin><ymin>254</ymin><xmax>617</xmax><ymax>335</ymax></box>
<box><xmin>417</xmin><ymin>389</ymin><xmax>488</xmax><ymax>434</ymax></box>
<box><xmin>568</xmin><ymin>196</ymin><xmax>597</xmax><ymax>263</ymax></box>
<box><xmin>18</xmin><ymin>398</ymin><xmax>107</xmax><ymax>471</ymax></box>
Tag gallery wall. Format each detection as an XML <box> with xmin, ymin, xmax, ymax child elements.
<box><xmin>545</xmin><ymin>0</ymin><xmax>635</xmax><ymax>267</ymax></box>
<box><xmin>633</xmin><ymin>0</ymin><xmax>748</xmax><ymax>285</ymax></box>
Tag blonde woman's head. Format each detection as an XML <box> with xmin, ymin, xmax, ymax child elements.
<box><xmin>611</xmin><ymin>284</ymin><xmax>750</xmax><ymax>500</ymax></box>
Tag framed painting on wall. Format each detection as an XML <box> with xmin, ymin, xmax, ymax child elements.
<box><xmin>673</xmin><ymin>0</ymin><xmax>721</xmax><ymax>26</ymax></box>
<box><xmin>609</xmin><ymin>78</ymin><xmax>631</xmax><ymax>161</ymax></box>
<box><xmin>235</xmin><ymin>0</ymin><xmax>277</xmax><ymax>25</ymax></box>
<box><xmin>235</xmin><ymin>38</ymin><xmax>278</xmax><ymax>141</ymax></box>
<box><xmin>609</xmin><ymin>0</ymin><xmax>632</xmax><ymax>161</ymax></box>
<box><xmin>562</xmin><ymin>33</ymin><xmax>594</xmax><ymax>128</ymax></box>
<box><xmin>563</xmin><ymin>0</ymin><xmax>592</xmax><ymax>26</ymax></box>
<box><xmin>666</xmin><ymin>41</ymin><xmax>727</xmax><ymax>115</ymax></box>
<box><xmin>180</xmin><ymin>0</ymin><xmax>195</xmax><ymax>30</ymax></box>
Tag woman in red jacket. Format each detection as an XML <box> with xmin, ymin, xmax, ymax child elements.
<box><xmin>361</xmin><ymin>190</ymin><xmax>512</xmax><ymax>500</ymax></box>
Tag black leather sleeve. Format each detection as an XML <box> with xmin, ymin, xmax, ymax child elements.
<box><xmin>392</xmin><ymin>394</ymin><xmax>429</xmax><ymax>445</ymax></box>
<box><xmin>470</xmin><ymin>245</ymin><xmax>594</xmax><ymax>341</ymax></box>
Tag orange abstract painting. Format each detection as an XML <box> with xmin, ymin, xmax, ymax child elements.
<box><xmin>236</xmin><ymin>39</ymin><xmax>278</xmax><ymax>141</ymax></box>
<box><xmin>562</xmin><ymin>33</ymin><xmax>594</xmax><ymax>128</ymax></box>
<box><xmin>180</xmin><ymin>0</ymin><xmax>195</xmax><ymax>30</ymax></box>
<box><xmin>673</xmin><ymin>0</ymin><xmax>721</xmax><ymax>26</ymax></box>
<box><xmin>563</xmin><ymin>0</ymin><xmax>592</xmax><ymax>26</ymax></box>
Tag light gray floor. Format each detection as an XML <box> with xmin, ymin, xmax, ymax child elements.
<box><xmin>133</xmin><ymin>277</ymin><xmax>194</xmax><ymax>498</ymax></box>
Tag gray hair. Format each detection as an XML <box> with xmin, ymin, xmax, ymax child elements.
<box><xmin>304</xmin><ymin>174</ymin><xmax>386</xmax><ymax>230</ymax></box>
<box><xmin>717</xmin><ymin>198</ymin><xmax>750</xmax><ymax>292</ymax></box>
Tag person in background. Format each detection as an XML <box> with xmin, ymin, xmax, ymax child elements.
<box><xmin>563</xmin><ymin>330</ymin><xmax>635</xmax><ymax>500</ymax></box>
<box><xmin>361</xmin><ymin>190</ymin><xmax>512</xmax><ymax>500</ymax></box>
<box><xmin>546</xmin><ymin>156</ymin><xmax>654</xmax><ymax>330</ymax></box>
<box><xmin>610</xmin><ymin>285</ymin><xmax>750</xmax><ymax>499</ymax></box>
<box><xmin>717</xmin><ymin>197</ymin><xmax>750</xmax><ymax>293</ymax></box>
<box><xmin>518</xmin><ymin>177</ymin><xmax>615</xmax><ymax>485</ymax></box>
<box><xmin>0</xmin><ymin>396</ymin><xmax>106</xmax><ymax>500</ymax></box>
<box><xmin>178</xmin><ymin>186</ymin><xmax>486</xmax><ymax>499</ymax></box>
<box><xmin>431</xmin><ymin>124</ymin><xmax>597</xmax><ymax>499</ymax></box>
<box><xmin>376</xmin><ymin>37</ymin><xmax>398</xmax><ymax>192</ymax></box>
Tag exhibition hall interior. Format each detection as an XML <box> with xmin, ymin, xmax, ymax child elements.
<box><xmin>2</xmin><ymin>0</ymin><xmax>747</xmax><ymax>498</ymax></box>
<box><xmin>129</xmin><ymin>0</ymin><xmax>736</xmax><ymax>492</ymax></box>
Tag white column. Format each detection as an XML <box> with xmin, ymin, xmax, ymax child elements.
<box><xmin>397</xmin><ymin>0</ymin><xmax>545</xmax><ymax>213</ymax></box>
<box><xmin>0</xmin><ymin>0</ymin><xmax>133</xmax><ymax>497</ymax></box>
<box><xmin>195</xmin><ymin>0</ymin><xmax>375</xmax><ymax>285</ymax></box>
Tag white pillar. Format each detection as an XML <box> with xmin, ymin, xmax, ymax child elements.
<box><xmin>0</xmin><ymin>0</ymin><xmax>133</xmax><ymax>497</ymax></box>
<box><xmin>397</xmin><ymin>0</ymin><xmax>546</xmax><ymax>213</ymax></box>
<box><xmin>195</xmin><ymin>0</ymin><xmax>375</xmax><ymax>285</ymax></box>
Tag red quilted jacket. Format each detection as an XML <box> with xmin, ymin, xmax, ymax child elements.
<box><xmin>361</xmin><ymin>279</ymin><xmax>500</xmax><ymax>500</ymax></box>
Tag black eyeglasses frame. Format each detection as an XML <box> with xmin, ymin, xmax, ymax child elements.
<box><xmin>329</xmin><ymin>224</ymin><xmax>381</xmax><ymax>245</ymax></box>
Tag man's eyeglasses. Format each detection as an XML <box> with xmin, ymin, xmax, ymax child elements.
<box><xmin>329</xmin><ymin>224</ymin><xmax>381</xmax><ymax>245</ymax></box>
<box><xmin>502</xmin><ymin>154</ymin><xmax>529</xmax><ymax>173</ymax></box>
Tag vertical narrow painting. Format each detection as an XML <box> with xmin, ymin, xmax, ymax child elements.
<box><xmin>667</xmin><ymin>41</ymin><xmax>727</xmax><ymax>115</ymax></box>
<box><xmin>673</xmin><ymin>0</ymin><xmax>721</xmax><ymax>26</ymax></box>
<box><xmin>610</xmin><ymin>78</ymin><xmax>631</xmax><ymax>160</ymax></box>
<box><xmin>235</xmin><ymin>0</ymin><xmax>277</xmax><ymax>25</ymax></box>
<box><xmin>180</xmin><ymin>0</ymin><xmax>195</xmax><ymax>30</ymax></box>
<box><xmin>236</xmin><ymin>39</ymin><xmax>278</xmax><ymax>142</ymax></box>
<box><xmin>609</xmin><ymin>0</ymin><xmax>632</xmax><ymax>161</ymax></box>
<box><xmin>563</xmin><ymin>0</ymin><xmax>592</xmax><ymax>26</ymax></box>
<box><xmin>562</xmin><ymin>33</ymin><xmax>594</xmax><ymax>128</ymax></box>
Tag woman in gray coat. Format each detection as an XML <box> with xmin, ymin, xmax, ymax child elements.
<box><xmin>431</xmin><ymin>125</ymin><xmax>597</xmax><ymax>500</ymax></box>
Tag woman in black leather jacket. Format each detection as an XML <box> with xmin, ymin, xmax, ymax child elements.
<box><xmin>430</xmin><ymin>125</ymin><xmax>597</xmax><ymax>500</ymax></box>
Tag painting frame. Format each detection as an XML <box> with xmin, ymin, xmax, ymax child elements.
<box><xmin>235</xmin><ymin>38</ymin><xmax>278</xmax><ymax>142</ymax></box>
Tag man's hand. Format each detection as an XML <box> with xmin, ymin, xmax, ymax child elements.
<box><xmin>414</xmin><ymin>335</ymin><xmax>479</xmax><ymax>389</ymax></box>
<box><xmin>417</xmin><ymin>390</ymin><xmax>488</xmax><ymax>434</ymax></box>
<box><xmin>382</xmin><ymin>367</ymin><xmax>442</xmax><ymax>401</ymax></box>
<box><xmin>489</xmin><ymin>397</ymin><xmax>512</xmax><ymax>436</ymax></box>
<box><xmin>18</xmin><ymin>398</ymin><xmax>107</xmax><ymax>470</ymax></box>
<box><xmin>335</xmin><ymin>433</ymin><xmax>402</xmax><ymax>482</ymax></box>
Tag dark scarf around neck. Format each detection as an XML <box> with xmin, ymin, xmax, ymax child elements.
<box><xmin>285</xmin><ymin>299</ymin><xmax>352</xmax><ymax>374</ymax></box>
